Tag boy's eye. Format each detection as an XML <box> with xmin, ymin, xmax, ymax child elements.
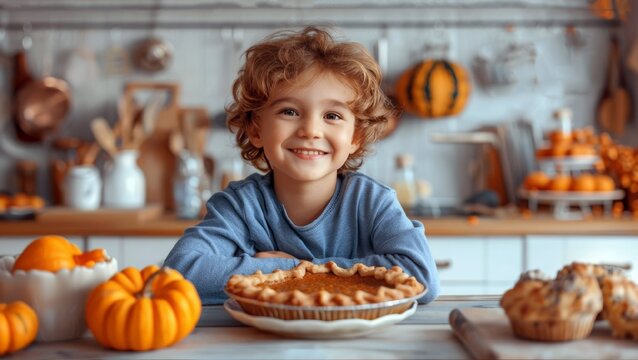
<box><xmin>325</xmin><ymin>112</ymin><xmax>343</xmax><ymax>121</ymax></box>
<box><xmin>280</xmin><ymin>108</ymin><xmax>298</xmax><ymax>117</ymax></box>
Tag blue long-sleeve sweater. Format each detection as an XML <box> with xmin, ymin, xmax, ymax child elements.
<box><xmin>164</xmin><ymin>171</ymin><xmax>440</xmax><ymax>305</ymax></box>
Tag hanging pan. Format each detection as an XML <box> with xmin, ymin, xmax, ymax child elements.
<box><xmin>15</xmin><ymin>76</ymin><xmax>71</xmax><ymax>141</ymax></box>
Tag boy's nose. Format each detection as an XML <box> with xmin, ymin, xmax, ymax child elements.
<box><xmin>297</xmin><ymin>116</ymin><xmax>323</xmax><ymax>139</ymax></box>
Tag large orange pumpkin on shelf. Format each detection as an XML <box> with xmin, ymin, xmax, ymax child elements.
<box><xmin>85</xmin><ymin>265</ymin><xmax>201</xmax><ymax>351</ymax></box>
<box><xmin>0</xmin><ymin>301</ymin><xmax>38</xmax><ymax>356</ymax></box>
<box><xmin>395</xmin><ymin>59</ymin><xmax>471</xmax><ymax>118</ymax></box>
<box><xmin>13</xmin><ymin>235</ymin><xmax>106</xmax><ymax>273</ymax></box>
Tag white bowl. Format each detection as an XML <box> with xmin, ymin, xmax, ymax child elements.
<box><xmin>0</xmin><ymin>255</ymin><xmax>117</xmax><ymax>342</ymax></box>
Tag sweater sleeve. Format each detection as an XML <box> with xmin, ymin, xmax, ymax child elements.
<box><xmin>311</xmin><ymin>190</ymin><xmax>440</xmax><ymax>304</ymax></box>
<box><xmin>164</xmin><ymin>190</ymin><xmax>299</xmax><ymax>305</ymax></box>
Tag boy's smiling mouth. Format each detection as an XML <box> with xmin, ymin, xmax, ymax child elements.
<box><xmin>289</xmin><ymin>147</ymin><xmax>328</xmax><ymax>159</ymax></box>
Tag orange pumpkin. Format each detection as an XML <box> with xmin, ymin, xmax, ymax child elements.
<box><xmin>13</xmin><ymin>235</ymin><xmax>106</xmax><ymax>273</ymax></box>
<box><xmin>85</xmin><ymin>265</ymin><xmax>201</xmax><ymax>351</ymax></box>
<box><xmin>395</xmin><ymin>59</ymin><xmax>471</xmax><ymax>118</ymax></box>
<box><xmin>0</xmin><ymin>301</ymin><xmax>39</xmax><ymax>356</ymax></box>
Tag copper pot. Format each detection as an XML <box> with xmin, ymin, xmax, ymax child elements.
<box><xmin>15</xmin><ymin>76</ymin><xmax>71</xmax><ymax>140</ymax></box>
<box><xmin>133</xmin><ymin>37</ymin><xmax>173</xmax><ymax>73</ymax></box>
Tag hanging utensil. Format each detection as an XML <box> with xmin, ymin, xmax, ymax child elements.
<box><xmin>597</xmin><ymin>36</ymin><xmax>631</xmax><ymax>135</ymax></box>
<box><xmin>133</xmin><ymin>37</ymin><xmax>173</xmax><ymax>73</ymax></box>
<box><xmin>15</xmin><ymin>29</ymin><xmax>71</xmax><ymax>142</ymax></box>
<box><xmin>132</xmin><ymin>5</ymin><xmax>172</xmax><ymax>73</ymax></box>
<box><xmin>104</xmin><ymin>29</ymin><xmax>131</xmax><ymax>76</ymax></box>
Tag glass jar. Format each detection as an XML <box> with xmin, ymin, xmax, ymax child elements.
<box><xmin>392</xmin><ymin>154</ymin><xmax>419</xmax><ymax>209</ymax></box>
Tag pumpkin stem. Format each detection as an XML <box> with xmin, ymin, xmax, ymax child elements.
<box><xmin>141</xmin><ymin>266</ymin><xmax>167</xmax><ymax>299</ymax></box>
<box><xmin>73</xmin><ymin>249</ymin><xmax>106</xmax><ymax>267</ymax></box>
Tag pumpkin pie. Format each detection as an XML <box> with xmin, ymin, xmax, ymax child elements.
<box><xmin>225</xmin><ymin>260</ymin><xmax>425</xmax><ymax>319</ymax></box>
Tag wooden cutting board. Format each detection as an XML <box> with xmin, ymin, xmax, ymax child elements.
<box><xmin>37</xmin><ymin>204</ymin><xmax>162</xmax><ymax>224</ymax></box>
<box><xmin>123</xmin><ymin>82</ymin><xmax>181</xmax><ymax>212</ymax></box>
<box><xmin>449</xmin><ymin>307</ymin><xmax>638</xmax><ymax>359</ymax></box>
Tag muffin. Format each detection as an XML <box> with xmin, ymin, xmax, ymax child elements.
<box><xmin>602</xmin><ymin>276</ymin><xmax>638</xmax><ymax>340</ymax></box>
<box><xmin>557</xmin><ymin>262</ymin><xmax>626</xmax><ymax>320</ymax></box>
<box><xmin>501</xmin><ymin>269</ymin><xmax>602</xmax><ymax>341</ymax></box>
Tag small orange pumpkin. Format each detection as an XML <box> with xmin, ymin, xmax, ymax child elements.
<box><xmin>85</xmin><ymin>265</ymin><xmax>201</xmax><ymax>351</ymax></box>
<box><xmin>0</xmin><ymin>301</ymin><xmax>39</xmax><ymax>356</ymax></box>
<box><xmin>13</xmin><ymin>235</ymin><xmax>106</xmax><ymax>273</ymax></box>
<box><xmin>395</xmin><ymin>59</ymin><xmax>471</xmax><ymax>118</ymax></box>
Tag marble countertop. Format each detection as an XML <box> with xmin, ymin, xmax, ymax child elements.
<box><xmin>8</xmin><ymin>295</ymin><xmax>500</xmax><ymax>360</ymax></box>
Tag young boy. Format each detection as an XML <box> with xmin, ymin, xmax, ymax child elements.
<box><xmin>165</xmin><ymin>26</ymin><xmax>440</xmax><ymax>305</ymax></box>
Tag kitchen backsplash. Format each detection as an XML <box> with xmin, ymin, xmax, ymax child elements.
<box><xmin>0</xmin><ymin>1</ymin><xmax>636</xmax><ymax>205</ymax></box>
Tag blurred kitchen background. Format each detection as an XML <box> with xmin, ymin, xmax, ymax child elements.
<box><xmin>0</xmin><ymin>0</ymin><xmax>636</xmax><ymax>211</ymax></box>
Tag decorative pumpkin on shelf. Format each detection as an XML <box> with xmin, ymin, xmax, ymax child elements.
<box><xmin>85</xmin><ymin>265</ymin><xmax>201</xmax><ymax>351</ymax></box>
<box><xmin>0</xmin><ymin>301</ymin><xmax>38</xmax><ymax>356</ymax></box>
<box><xmin>13</xmin><ymin>235</ymin><xmax>106</xmax><ymax>272</ymax></box>
<box><xmin>395</xmin><ymin>59</ymin><xmax>471</xmax><ymax>118</ymax></box>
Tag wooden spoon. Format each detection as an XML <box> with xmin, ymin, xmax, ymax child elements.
<box><xmin>169</xmin><ymin>131</ymin><xmax>184</xmax><ymax>155</ymax></box>
<box><xmin>117</xmin><ymin>96</ymin><xmax>134</xmax><ymax>148</ymax></box>
<box><xmin>91</xmin><ymin>117</ymin><xmax>118</xmax><ymax>158</ymax></box>
<box><xmin>130</xmin><ymin>123</ymin><xmax>146</xmax><ymax>150</ymax></box>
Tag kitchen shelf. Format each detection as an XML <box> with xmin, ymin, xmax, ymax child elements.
<box><xmin>0</xmin><ymin>0</ymin><xmax>619</xmax><ymax>30</ymax></box>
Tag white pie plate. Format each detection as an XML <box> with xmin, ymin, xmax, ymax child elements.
<box><xmin>224</xmin><ymin>298</ymin><xmax>417</xmax><ymax>339</ymax></box>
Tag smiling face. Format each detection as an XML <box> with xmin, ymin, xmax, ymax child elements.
<box><xmin>249</xmin><ymin>67</ymin><xmax>360</xmax><ymax>187</ymax></box>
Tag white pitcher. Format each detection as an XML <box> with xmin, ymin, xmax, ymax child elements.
<box><xmin>63</xmin><ymin>165</ymin><xmax>101</xmax><ymax>210</ymax></box>
<box><xmin>103</xmin><ymin>150</ymin><xmax>146</xmax><ymax>208</ymax></box>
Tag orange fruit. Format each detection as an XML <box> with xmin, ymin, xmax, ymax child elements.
<box><xmin>594</xmin><ymin>175</ymin><xmax>615</xmax><ymax>192</ymax></box>
<box><xmin>10</xmin><ymin>193</ymin><xmax>31</xmax><ymax>208</ymax></box>
<box><xmin>568</xmin><ymin>144</ymin><xmax>596</xmax><ymax>156</ymax></box>
<box><xmin>28</xmin><ymin>196</ymin><xmax>45</xmax><ymax>210</ymax></box>
<box><xmin>571</xmin><ymin>174</ymin><xmax>596</xmax><ymax>192</ymax></box>
<box><xmin>467</xmin><ymin>215</ymin><xmax>480</xmax><ymax>225</ymax></box>
<box><xmin>550</xmin><ymin>142</ymin><xmax>571</xmax><ymax>157</ymax></box>
<box><xmin>549</xmin><ymin>175</ymin><xmax>572</xmax><ymax>191</ymax></box>
<box><xmin>524</xmin><ymin>171</ymin><xmax>551</xmax><ymax>190</ymax></box>
<box><xmin>549</xmin><ymin>130</ymin><xmax>572</xmax><ymax>146</ymax></box>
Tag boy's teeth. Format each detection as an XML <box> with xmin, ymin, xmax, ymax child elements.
<box><xmin>292</xmin><ymin>149</ymin><xmax>325</xmax><ymax>155</ymax></box>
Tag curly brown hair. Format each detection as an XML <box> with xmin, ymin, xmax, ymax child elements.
<box><xmin>226</xmin><ymin>26</ymin><xmax>396</xmax><ymax>173</ymax></box>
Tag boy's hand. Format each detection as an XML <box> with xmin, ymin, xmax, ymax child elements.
<box><xmin>254</xmin><ymin>251</ymin><xmax>296</xmax><ymax>259</ymax></box>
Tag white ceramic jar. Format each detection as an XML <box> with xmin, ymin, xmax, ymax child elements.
<box><xmin>103</xmin><ymin>150</ymin><xmax>146</xmax><ymax>208</ymax></box>
<box><xmin>63</xmin><ymin>165</ymin><xmax>101</xmax><ymax>210</ymax></box>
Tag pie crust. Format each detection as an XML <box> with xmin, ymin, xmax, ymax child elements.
<box><xmin>225</xmin><ymin>260</ymin><xmax>425</xmax><ymax>307</ymax></box>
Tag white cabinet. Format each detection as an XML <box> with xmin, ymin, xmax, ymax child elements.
<box><xmin>88</xmin><ymin>236</ymin><xmax>180</xmax><ymax>270</ymax></box>
<box><xmin>0</xmin><ymin>236</ymin><xmax>84</xmax><ymax>257</ymax></box>
<box><xmin>428</xmin><ymin>236</ymin><xmax>523</xmax><ymax>295</ymax></box>
<box><xmin>526</xmin><ymin>235</ymin><xmax>638</xmax><ymax>280</ymax></box>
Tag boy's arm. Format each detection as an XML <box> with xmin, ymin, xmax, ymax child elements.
<box><xmin>311</xmin><ymin>192</ymin><xmax>440</xmax><ymax>304</ymax></box>
<box><xmin>164</xmin><ymin>192</ymin><xmax>299</xmax><ymax>305</ymax></box>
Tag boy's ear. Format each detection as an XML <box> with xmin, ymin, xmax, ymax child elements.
<box><xmin>247</xmin><ymin>115</ymin><xmax>263</xmax><ymax>148</ymax></box>
<box><xmin>349</xmin><ymin>130</ymin><xmax>362</xmax><ymax>154</ymax></box>
<box><xmin>349</xmin><ymin>140</ymin><xmax>360</xmax><ymax>155</ymax></box>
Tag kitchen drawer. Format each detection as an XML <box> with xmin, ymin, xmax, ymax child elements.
<box><xmin>429</xmin><ymin>236</ymin><xmax>486</xmax><ymax>282</ymax></box>
<box><xmin>0</xmin><ymin>236</ymin><xmax>83</xmax><ymax>257</ymax></box>
<box><xmin>88</xmin><ymin>236</ymin><xmax>179</xmax><ymax>270</ymax></box>
<box><xmin>441</xmin><ymin>283</ymin><xmax>512</xmax><ymax>296</ymax></box>
<box><xmin>526</xmin><ymin>235</ymin><xmax>638</xmax><ymax>280</ymax></box>
<box><xmin>429</xmin><ymin>236</ymin><xmax>523</xmax><ymax>283</ymax></box>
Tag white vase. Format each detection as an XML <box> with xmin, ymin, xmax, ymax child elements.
<box><xmin>63</xmin><ymin>165</ymin><xmax>101</xmax><ymax>210</ymax></box>
<box><xmin>103</xmin><ymin>150</ymin><xmax>146</xmax><ymax>208</ymax></box>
